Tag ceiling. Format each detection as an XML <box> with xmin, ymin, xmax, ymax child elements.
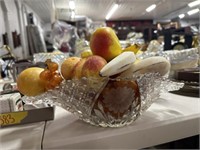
<box><xmin>24</xmin><ymin>0</ymin><xmax>199</xmax><ymax>23</ymax></box>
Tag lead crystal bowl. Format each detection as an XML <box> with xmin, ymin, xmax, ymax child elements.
<box><xmin>22</xmin><ymin>73</ymin><xmax>184</xmax><ymax>127</ymax></box>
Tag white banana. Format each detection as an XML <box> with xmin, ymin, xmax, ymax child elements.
<box><xmin>119</xmin><ymin>56</ymin><xmax>171</xmax><ymax>78</ymax></box>
<box><xmin>100</xmin><ymin>51</ymin><xmax>136</xmax><ymax>77</ymax></box>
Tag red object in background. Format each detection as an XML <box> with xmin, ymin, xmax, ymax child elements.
<box><xmin>60</xmin><ymin>42</ymin><xmax>71</xmax><ymax>53</ymax></box>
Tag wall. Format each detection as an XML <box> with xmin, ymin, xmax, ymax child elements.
<box><xmin>24</xmin><ymin>4</ymin><xmax>44</xmax><ymax>28</ymax></box>
<box><xmin>3</xmin><ymin>0</ymin><xmax>23</xmax><ymax>59</ymax></box>
<box><xmin>20</xmin><ymin>1</ymin><xmax>46</xmax><ymax>58</ymax></box>
<box><xmin>43</xmin><ymin>23</ymin><xmax>52</xmax><ymax>43</ymax></box>
<box><xmin>0</xmin><ymin>0</ymin><xmax>46</xmax><ymax>60</ymax></box>
<box><xmin>0</xmin><ymin>2</ymin><xmax>6</xmax><ymax>48</ymax></box>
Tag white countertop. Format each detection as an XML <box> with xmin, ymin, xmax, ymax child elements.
<box><xmin>0</xmin><ymin>92</ymin><xmax>199</xmax><ymax>149</ymax></box>
<box><xmin>43</xmin><ymin>92</ymin><xmax>200</xmax><ymax>149</ymax></box>
<box><xmin>0</xmin><ymin>122</ymin><xmax>45</xmax><ymax>150</ymax></box>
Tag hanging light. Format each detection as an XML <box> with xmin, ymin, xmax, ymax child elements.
<box><xmin>69</xmin><ymin>0</ymin><xmax>75</xmax><ymax>10</ymax></box>
<box><xmin>187</xmin><ymin>8</ymin><xmax>200</xmax><ymax>15</ymax></box>
<box><xmin>178</xmin><ymin>14</ymin><xmax>185</xmax><ymax>19</ymax></box>
<box><xmin>105</xmin><ymin>3</ymin><xmax>119</xmax><ymax>20</ymax></box>
<box><xmin>188</xmin><ymin>0</ymin><xmax>200</xmax><ymax>7</ymax></box>
<box><xmin>146</xmin><ymin>4</ymin><xmax>156</xmax><ymax>12</ymax></box>
<box><xmin>69</xmin><ymin>0</ymin><xmax>75</xmax><ymax>20</ymax></box>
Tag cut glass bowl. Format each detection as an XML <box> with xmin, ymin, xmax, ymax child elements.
<box><xmin>22</xmin><ymin>73</ymin><xmax>184</xmax><ymax>127</ymax></box>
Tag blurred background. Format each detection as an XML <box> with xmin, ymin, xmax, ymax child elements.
<box><xmin>0</xmin><ymin>0</ymin><xmax>199</xmax><ymax>80</ymax></box>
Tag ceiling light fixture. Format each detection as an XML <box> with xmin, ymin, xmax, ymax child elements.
<box><xmin>69</xmin><ymin>0</ymin><xmax>75</xmax><ymax>10</ymax></box>
<box><xmin>105</xmin><ymin>3</ymin><xmax>119</xmax><ymax>20</ymax></box>
<box><xmin>187</xmin><ymin>8</ymin><xmax>200</xmax><ymax>15</ymax></box>
<box><xmin>146</xmin><ymin>4</ymin><xmax>156</xmax><ymax>12</ymax></box>
<box><xmin>188</xmin><ymin>0</ymin><xmax>200</xmax><ymax>7</ymax></box>
<box><xmin>71</xmin><ymin>11</ymin><xmax>75</xmax><ymax>19</ymax></box>
<box><xmin>178</xmin><ymin>14</ymin><xmax>185</xmax><ymax>19</ymax></box>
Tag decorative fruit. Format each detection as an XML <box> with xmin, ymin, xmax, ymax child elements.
<box><xmin>81</xmin><ymin>49</ymin><xmax>93</xmax><ymax>58</ymax></box>
<box><xmin>123</xmin><ymin>44</ymin><xmax>141</xmax><ymax>54</ymax></box>
<box><xmin>119</xmin><ymin>56</ymin><xmax>171</xmax><ymax>78</ymax></box>
<box><xmin>40</xmin><ymin>69</ymin><xmax>52</xmax><ymax>81</ymax></box>
<box><xmin>17</xmin><ymin>67</ymin><xmax>46</xmax><ymax>96</ymax></box>
<box><xmin>46</xmin><ymin>59</ymin><xmax>59</xmax><ymax>72</ymax></box>
<box><xmin>136</xmin><ymin>50</ymin><xmax>143</xmax><ymax>55</ymax></box>
<box><xmin>81</xmin><ymin>55</ymin><xmax>107</xmax><ymax>79</ymax></box>
<box><xmin>100</xmin><ymin>51</ymin><xmax>136</xmax><ymax>77</ymax></box>
<box><xmin>72</xmin><ymin>58</ymin><xmax>87</xmax><ymax>79</ymax></box>
<box><xmin>50</xmin><ymin>74</ymin><xmax>63</xmax><ymax>87</ymax></box>
<box><xmin>40</xmin><ymin>59</ymin><xmax>63</xmax><ymax>90</ymax></box>
<box><xmin>61</xmin><ymin>57</ymin><xmax>81</xmax><ymax>80</ymax></box>
<box><xmin>90</xmin><ymin>27</ymin><xmax>122</xmax><ymax>62</ymax></box>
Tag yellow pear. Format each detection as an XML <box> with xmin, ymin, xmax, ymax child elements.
<box><xmin>90</xmin><ymin>27</ymin><xmax>122</xmax><ymax>61</ymax></box>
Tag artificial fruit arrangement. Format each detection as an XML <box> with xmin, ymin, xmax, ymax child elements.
<box><xmin>17</xmin><ymin>27</ymin><xmax>183</xmax><ymax>127</ymax></box>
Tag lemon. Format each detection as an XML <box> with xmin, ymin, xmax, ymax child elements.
<box><xmin>17</xmin><ymin>67</ymin><xmax>46</xmax><ymax>96</ymax></box>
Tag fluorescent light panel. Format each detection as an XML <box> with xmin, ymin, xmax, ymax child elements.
<box><xmin>106</xmin><ymin>3</ymin><xmax>119</xmax><ymax>20</ymax></box>
<box><xmin>179</xmin><ymin>14</ymin><xmax>185</xmax><ymax>19</ymax></box>
<box><xmin>187</xmin><ymin>8</ymin><xmax>200</xmax><ymax>15</ymax></box>
<box><xmin>69</xmin><ymin>0</ymin><xmax>75</xmax><ymax>10</ymax></box>
<box><xmin>188</xmin><ymin>0</ymin><xmax>200</xmax><ymax>7</ymax></box>
<box><xmin>146</xmin><ymin>4</ymin><xmax>156</xmax><ymax>12</ymax></box>
<box><xmin>71</xmin><ymin>11</ymin><xmax>75</xmax><ymax>18</ymax></box>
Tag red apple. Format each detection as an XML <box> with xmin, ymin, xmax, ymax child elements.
<box><xmin>81</xmin><ymin>55</ymin><xmax>107</xmax><ymax>79</ymax></box>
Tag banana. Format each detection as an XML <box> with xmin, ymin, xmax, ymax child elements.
<box><xmin>100</xmin><ymin>51</ymin><xmax>136</xmax><ymax>77</ymax></box>
<box><xmin>123</xmin><ymin>44</ymin><xmax>141</xmax><ymax>54</ymax></box>
<box><xmin>81</xmin><ymin>49</ymin><xmax>93</xmax><ymax>58</ymax></box>
<box><xmin>119</xmin><ymin>56</ymin><xmax>171</xmax><ymax>78</ymax></box>
<box><xmin>136</xmin><ymin>50</ymin><xmax>143</xmax><ymax>55</ymax></box>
